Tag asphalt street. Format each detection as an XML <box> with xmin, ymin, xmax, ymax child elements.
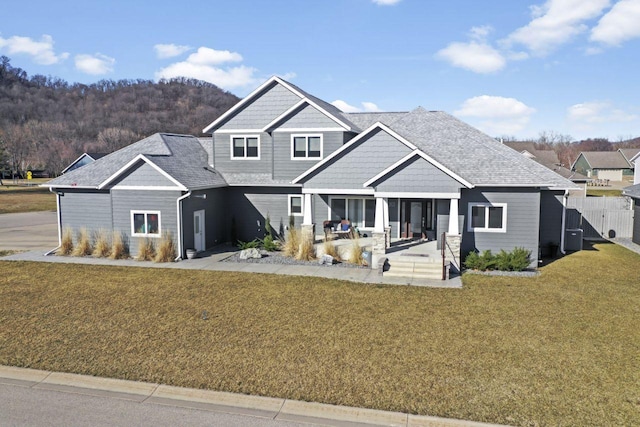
<box><xmin>0</xmin><ymin>211</ymin><xmax>58</xmax><ymax>251</ymax></box>
<box><xmin>0</xmin><ymin>383</ymin><xmax>308</xmax><ymax>427</ymax></box>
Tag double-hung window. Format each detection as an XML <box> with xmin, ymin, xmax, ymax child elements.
<box><xmin>467</xmin><ymin>203</ymin><xmax>507</xmax><ymax>232</ymax></box>
<box><xmin>131</xmin><ymin>211</ymin><xmax>161</xmax><ymax>237</ymax></box>
<box><xmin>231</xmin><ymin>135</ymin><xmax>260</xmax><ymax>159</ymax></box>
<box><xmin>288</xmin><ymin>195</ymin><xmax>304</xmax><ymax>216</ymax></box>
<box><xmin>291</xmin><ymin>134</ymin><xmax>322</xmax><ymax>159</ymax></box>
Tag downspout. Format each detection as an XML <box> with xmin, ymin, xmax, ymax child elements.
<box><xmin>175</xmin><ymin>191</ymin><xmax>192</xmax><ymax>261</ymax></box>
<box><xmin>45</xmin><ymin>188</ymin><xmax>62</xmax><ymax>256</ymax></box>
<box><xmin>560</xmin><ymin>189</ymin><xmax>568</xmax><ymax>255</ymax></box>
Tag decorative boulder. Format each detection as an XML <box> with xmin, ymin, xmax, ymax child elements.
<box><xmin>239</xmin><ymin>248</ymin><xmax>262</xmax><ymax>260</ymax></box>
<box><xmin>319</xmin><ymin>254</ymin><xmax>334</xmax><ymax>265</ymax></box>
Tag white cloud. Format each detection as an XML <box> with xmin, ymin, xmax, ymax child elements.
<box><xmin>155</xmin><ymin>46</ymin><xmax>258</xmax><ymax>89</ymax></box>
<box><xmin>469</xmin><ymin>25</ymin><xmax>493</xmax><ymax>41</ymax></box>
<box><xmin>0</xmin><ymin>34</ymin><xmax>69</xmax><ymax>65</ymax></box>
<box><xmin>436</xmin><ymin>41</ymin><xmax>506</xmax><ymax>73</ymax></box>
<box><xmin>372</xmin><ymin>0</ymin><xmax>402</xmax><ymax>5</ymax></box>
<box><xmin>455</xmin><ymin>95</ymin><xmax>536</xmax><ymax>134</ymax></box>
<box><xmin>503</xmin><ymin>0</ymin><xmax>611</xmax><ymax>55</ymax></box>
<box><xmin>567</xmin><ymin>101</ymin><xmax>638</xmax><ymax>123</ymax></box>
<box><xmin>74</xmin><ymin>53</ymin><xmax>115</xmax><ymax>75</ymax></box>
<box><xmin>331</xmin><ymin>100</ymin><xmax>381</xmax><ymax>113</ymax></box>
<box><xmin>590</xmin><ymin>0</ymin><xmax>640</xmax><ymax>46</ymax></box>
<box><xmin>154</xmin><ymin>43</ymin><xmax>191</xmax><ymax>59</ymax></box>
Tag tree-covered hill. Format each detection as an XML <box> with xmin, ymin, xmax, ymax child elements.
<box><xmin>0</xmin><ymin>56</ymin><xmax>239</xmax><ymax>176</ymax></box>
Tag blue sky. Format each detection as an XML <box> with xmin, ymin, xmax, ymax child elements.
<box><xmin>1</xmin><ymin>0</ymin><xmax>639</xmax><ymax>140</ymax></box>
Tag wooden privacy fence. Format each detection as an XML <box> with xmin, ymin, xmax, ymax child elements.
<box><xmin>566</xmin><ymin>196</ymin><xmax>633</xmax><ymax>239</ymax></box>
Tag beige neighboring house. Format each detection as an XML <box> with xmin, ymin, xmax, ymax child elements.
<box><xmin>622</xmin><ymin>149</ymin><xmax>640</xmax><ymax>185</ymax></box>
<box><xmin>571</xmin><ymin>149</ymin><xmax>638</xmax><ymax>182</ymax></box>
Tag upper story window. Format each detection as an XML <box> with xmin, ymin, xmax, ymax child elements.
<box><xmin>231</xmin><ymin>135</ymin><xmax>260</xmax><ymax>159</ymax></box>
<box><xmin>467</xmin><ymin>203</ymin><xmax>507</xmax><ymax>233</ymax></box>
<box><xmin>131</xmin><ymin>211</ymin><xmax>161</xmax><ymax>237</ymax></box>
<box><xmin>291</xmin><ymin>134</ymin><xmax>322</xmax><ymax>160</ymax></box>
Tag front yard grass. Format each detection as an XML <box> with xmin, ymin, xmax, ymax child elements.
<box><xmin>0</xmin><ymin>243</ymin><xmax>638</xmax><ymax>426</ymax></box>
<box><xmin>0</xmin><ymin>182</ymin><xmax>56</xmax><ymax>214</ymax></box>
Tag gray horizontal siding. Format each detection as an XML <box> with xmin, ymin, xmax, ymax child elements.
<box><xmin>303</xmin><ymin>128</ymin><xmax>412</xmax><ymax>189</ymax></box>
<box><xmin>278</xmin><ymin>104</ymin><xmax>340</xmax><ymax>129</ymax></box>
<box><xmin>111</xmin><ymin>161</ymin><xmax>176</xmax><ymax>188</ymax></box>
<box><xmin>212</xmin><ymin>132</ymin><xmax>272</xmax><ymax>175</ymax></box>
<box><xmin>59</xmin><ymin>190</ymin><xmax>112</xmax><ymax>236</ymax></box>
<box><xmin>273</xmin><ymin>131</ymin><xmax>346</xmax><ymax>181</ymax></box>
<box><xmin>111</xmin><ymin>189</ymin><xmax>181</xmax><ymax>257</ymax></box>
<box><xmin>218</xmin><ymin>83</ymin><xmax>301</xmax><ymax>130</ymax></box>
<box><xmin>461</xmin><ymin>188</ymin><xmax>541</xmax><ymax>266</ymax></box>
<box><xmin>375</xmin><ymin>155</ymin><xmax>463</xmax><ymax>193</ymax></box>
<box><xmin>182</xmin><ymin>188</ymin><xmax>228</xmax><ymax>254</ymax></box>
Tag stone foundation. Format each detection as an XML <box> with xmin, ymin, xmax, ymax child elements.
<box><xmin>444</xmin><ymin>234</ymin><xmax>461</xmax><ymax>273</ymax></box>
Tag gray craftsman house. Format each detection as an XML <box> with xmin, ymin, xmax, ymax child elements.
<box><xmin>45</xmin><ymin>76</ymin><xmax>577</xmax><ymax>270</ymax></box>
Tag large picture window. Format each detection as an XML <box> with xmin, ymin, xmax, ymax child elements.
<box><xmin>231</xmin><ymin>135</ymin><xmax>260</xmax><ymax>159</ymax></box>
<box><xmin>131</xmin><ymin>211</ymin><xmax>161</xmax><ymax>236</ymax></box>
<box><xmin>291</xmin><ymin>134</ymin><xmax>322</xmax><ymax>159</ymax></box>
<box><xmin>329</xmin><ymin>197</ymin><xmax>375</xmax><ymax>228</ymax></box>
<box><xmin>467</xmin><ymin>203</ymin><xmax>507</xmax><ymax>232</ymax></box>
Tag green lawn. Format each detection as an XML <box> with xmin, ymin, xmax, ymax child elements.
<box><xmin>586</xmin><ymin>188</ymin><xmax>623</xmax><ymax>197</ymax></box>
<box><xmin>0</xmin><ymin>180</ymin><xmax>56</xmax><ymax>214</ymax></box>
<box><xmin>1</xmin><ymin>243</ymin><xmax>638</xmax><ymax>426</ymax></box>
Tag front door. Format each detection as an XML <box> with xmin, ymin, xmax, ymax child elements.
<box><xmin>194</xmin><ymin>210</ymin><xmax>205</xmax><ymax>252</ymax></box>
<box><xmin>401</xmin><ymin>200</ymin><xmax>434</xmax><ymax>239</ymax></box>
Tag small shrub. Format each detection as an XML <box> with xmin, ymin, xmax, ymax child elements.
<box><xmin>136</xmin><ymin>237</ymin><xmax>156</xmax><ymax>261</ymax></box>
<box><xmin>494</xmin><ymin>247</ymin><xmax>531</xmax><ymax>271</ymax></box>
<box><xmin>260</xmin><ymin>235</ymin><xmax>280</xmax><ymax>252</ymax></box>
<box><xmin>154</xmin><ymin>231</ymin><xmax>176</xmax><ymax>263</ymax></box>
<box><xmin>110</xmin><ymin>231</ymin><xmax>129</xmax><ymax>260</ymax></box>
<box><xmin>92</xmin><ymin>229</ymin><xmax>111</xmax><ymax>258</ymax></box>
<box><xmin>322</xmin><ymin>240</ymin><xmax>341</xmax><ymax>261</ymax></box>
<box><xmin>464</xmin><ymin>250</ymin><xmax>495</xmax><ymax>271</ymax></box>
<box><xmin>348</xmin><ymin>238</ymin><xmax>365</xmax><ymax>266</ymax></box>
<box><xmin>296</xmin><ymin>234</ymin><xmax>316</xmax><ymax>261</ymax></box>
<box><xmin>72</xmin><ymin>228</ymin><xmax>93</xmax><ymax>256</ymax></box>
<box><xmin>237</xmin><ymin>239</ymin><xmax>260</xmax><ymax>250</ymax></box>
<box><xmin>59</xmin><ymin>227</ymin><xmax>74</xmax><ymax>255</ymax></box>
<box><xmin>281</xmin><ymin>227</ymin><xmax>300</xmax><ymax>258</ymax></box>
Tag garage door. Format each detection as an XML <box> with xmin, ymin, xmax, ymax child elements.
<box><xmin>597</xmin><ymin>169</ymin><xmax>623</xmax><ymax>181</ymax></box>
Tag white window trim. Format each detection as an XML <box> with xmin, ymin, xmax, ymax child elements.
<box><xmin>290</xmin><ymin>134</ymin><xmax>323</xmax><ymax>160</ymax></box>
<box><xmin>467</xmin><ymin>202</ymin><xmax>507</xmax><ymax>233</ymax></box>
<box><xmin>131</xmin><ymin>210</ymin><xmax>162</xmax><ymax>237</ymax></box>
<box><xmin>230</xmin><ymin>135</ymin><xmax>261</xmax><ymax>160</ymax></box>
<box><xmin>327</xmin><ymin>196</ymin><xmax>376</xmax><ymax>229</ymax></box>
<box><xmin>288</xmin><ymin>195</ymin><xmax>304</xmax><ymax>217</ymax></box>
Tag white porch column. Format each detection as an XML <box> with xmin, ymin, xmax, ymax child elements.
<box><xmin>374</xmin><ymin>197</ymin><xmax>385</xmax><ymax>233</ymax></box>
<box><xmin>302</xmin><ymin>193</ymin><xmax>313</xmax><ymax>226</ymax></box>
<box><xmin>382</xmin><ymin>198</ymin><xmax>389</xmax><ymax>228</ymax></box>
<box><xmin>448</xmin><ymin>198</ymin><xmax>459</xmax><ymax>235</ymax></box>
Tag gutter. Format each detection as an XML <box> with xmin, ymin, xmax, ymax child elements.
<box><xmin>44</xmin><ymin>188</ymin><xmax>62</xmax><ymax>256</ymax></box>
<box><xmin>175</xmin><ymin>191</ymin><xmax>192</xmax><ymax>261</ymax></box>
<box><xmin>560</xmin><ymin>189</ymin><xmax>568</xmax><ymax>255</ymax></box>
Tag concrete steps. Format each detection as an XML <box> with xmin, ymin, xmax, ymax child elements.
<box><xmin>383</xmin><ymin>255</ymin><xmax>444</xmax><ymax>280</ymax></box>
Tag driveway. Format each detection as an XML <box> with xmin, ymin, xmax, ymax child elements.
<box><xmin>0</xmin><ymin>211</ymin><xmax>58</xmax><ymax>251</ymax></box>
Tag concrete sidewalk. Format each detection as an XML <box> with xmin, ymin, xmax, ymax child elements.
<box><xmin>1</xmin><ymin>248</ymin><xmax>462</xmax><ymax>288</ymax></box>
<box><xmin>0</xmin><ymin>365</ymin><xmax>506</xmax><ymax>427</ymax></box>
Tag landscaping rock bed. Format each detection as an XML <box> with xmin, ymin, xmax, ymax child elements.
<box><xmin>463</xmin><ymin>269</ymin><xmax>540</xmax><ymax>277</ymax></box>
<box><xmin>223</xmin><ymin>250</ymin><xmax>368</xmax><ymax>269</ymax></box>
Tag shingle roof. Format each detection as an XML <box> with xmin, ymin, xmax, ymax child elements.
<box><xmin>623</xmin><ymin>183</ymin><xmax>640</xmax><ymax>198</ymax></box>
<box><xmin>45</xmin><ymin>133</ymin><xmax>226</xmax><ymax>190</ymax></box>
<box><xmin>386</xmin><ymin>108</ymin><xmax>577</xmax><ymax>188</ymax></box>
<box><xmin>619</xmin><ymin>148</ymin><xmax>640</xmax><ymax>164</ymax></box>
<box><xmin>580</xmin><ymin>151</ymin><xmax>631</xmax><ymax>169</ymax></box>
<box><xmin>343</xmin><ymin>112</ymin><xmax>408</xmax><ymax>130</ymax></box>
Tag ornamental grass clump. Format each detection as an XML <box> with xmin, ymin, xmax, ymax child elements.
<box><xmin>322</xmin><ymin>239</ymin><xmax>341</xmax><ymax>261</ymax></box>
<box><xmin>296</xmin><ymin>234</ymin><xmax>316</xmax><ymax>261</ymax></box>
<box><xmin>154</xmin><ymin>232</ymin><xmax>176</xmax><ymax>263</ymax></box>
<box><xmin>348</xmin><ymin>237</ymin><xmax>365</xmax><ymax>266</ymax></box>
<box><xmin>281</xmin><ymin>227</ymin><xmax>300</xmax><ymax>258</ymax></box>
<box><xmin>92</xmin><ymin>229</ymin><xmax>111</xmax><ymax>258</ymax></box>
<box><xmin>136</xmin><ymin>237</ymin><xmax>155</xmax><ymax>261</ymax></box>
<box><xmin>109</xmin><ymin>231</ymin><xmax>129</xmax><ymax>260</ymax></box>
<box><xmin>59</xmin><ymin>227</ymin><xmax>74</xmax><ymax>255</ymax></box>
<box><xmin>72</xmin><ymin>228</ymin><xmax>92</xmax><ymax>256</ymax></box>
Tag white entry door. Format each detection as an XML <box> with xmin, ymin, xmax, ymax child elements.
<box><xmin>194</xmin><ymin>210</ymin><xmax>205</xmax><ymax>252</ymax></box>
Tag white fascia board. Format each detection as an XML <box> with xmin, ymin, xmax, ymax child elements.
<box><xmin>272</xmin><ymin>128</ymin><xmax>346</xmax><ymax>132</ymax></box>
<box><xmin>374</xmin><ymin>191</ymin><xmax>461</xmax><ymax>199</ymax></box>
<box><xmin>228</xmin><ymin>183</ymin><xmax>302</xmax><ymax>188</ymax></box>
<box><xmin>41</xmin><ymin>184</ymin><xmax>99</xmax><ymax>190</ymax></box>
<box><xmin>202</xmin><ymin>76</ymin><xmax>281</xmax><ymax>134</ymax></box>
<box><xmin>97</xmin><ymin>154</ymin><xmax>188</xmax><ymax>191</ymax></box>
<box><xmin>301</xmin><ymin>188</ymin><xmax>374</xmax><ymax>195</ymax></box>
<box><xmin>629</xmin><ymin>151</ymin><xmax>640</xmax><ymax>163</ymax></box>
<box><xmin>60</xmin><ymin>153</ymin><xmax>90</xmax><ymax>174</ymax></box>
<box><xmin>261</xmin><ymin>99</ymin><xmax>308</xmax><ymax>132</ymax></box>
<box><xmin>214</xmin><ymin>129</ymin><xmax>264</xmax><ymax>134</ymax></box>
<box><xmin>292</xmin><ymin>122</ymin><xmax>403</xmax><ymax>184</ymax></box>
<box><xmin>362</xmin><ymin>150</ymin><xmax>473</xmax><ymax>189</ymax></box>
<box><xmin>110</xmin><ymin>186</ymin><xmax>185</xmax><ymax>191</ymax></box>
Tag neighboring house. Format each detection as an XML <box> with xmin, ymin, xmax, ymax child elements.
<box><xmin>61</xmin><ymin>153</ymin><xmax>107</xmax><ymax>174</ymax></box>
<box><xmin>622</xmin><ymin>184</ymin><xmax>640</xmax><ymax>244</ymax></box>
<box><xmin>571</xmin><ymin>150</ymin><xmax>634</xmax><ymax>181</ymax></box>
<box><xmin>504</xmin><ymin>142</ymin><xmax>590</xmax><ymax>194</ymax></box>
<box><xmin>44</xmin><ymin>76</ymin><xmax>577</xmax><ymax>268</ymax></box>
<box><xmin>631</xmin><ymin>151</ymin><xmax>640</xmax><ymax>185</ymax></box>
